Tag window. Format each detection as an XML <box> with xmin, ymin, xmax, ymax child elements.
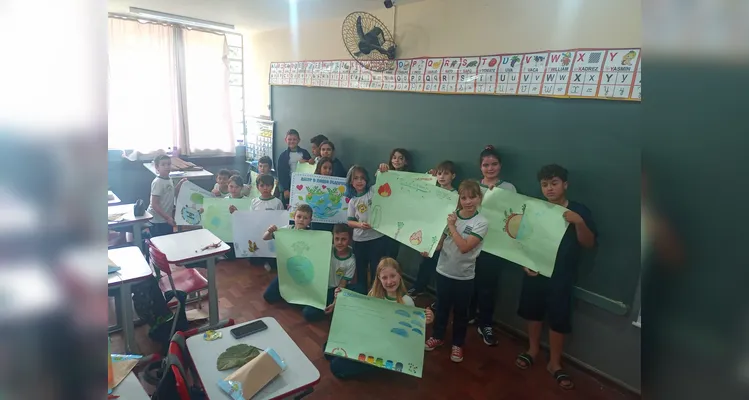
<box><xmin>107</xmin><ymin>17</ymin><xmax>245</xmax><ymax>156</ymax></box>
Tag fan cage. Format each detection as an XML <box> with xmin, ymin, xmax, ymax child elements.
<box><xmin>341</xmin><ymin>11</ymin><xmax>397</xmax><ymax>72</ymax></box>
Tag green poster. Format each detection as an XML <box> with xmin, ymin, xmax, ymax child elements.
<box><xmin>480</xmin><ymin>188</ymin><xmax>569</xmax><ymax>277</ymax></box>
<box><xmin>275</xmin><ymin>229</ymin><xmax>332</xmax><ymax>310</ymax></box>
<box><xmin>296</xmin><ymin>161</ymin><xmax>316</xmax><ymax>174</ymax></box>
<box><xmin>202</xmin><ymin>198</ymin><xmax>252</xmax><ymax>242</ymax></box>
<box><xmin>370</xmin><ymin>171</ymin><xmax>457</xmax><ymax>257</ymax></box>
<box><xmin>325</xmin><ymin>289</ymin><xmax>426</xmax><ymax>378</ymax></box>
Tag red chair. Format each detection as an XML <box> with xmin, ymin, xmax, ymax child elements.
<box><xmin>147</xmin><ymin>240</ymin><xmax>208</xmax><ymax>309</ymax></box>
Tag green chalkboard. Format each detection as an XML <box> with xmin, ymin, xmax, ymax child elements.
<box><xmin>271</xmin><ymin>86</ymin><xmax>640</xmax><ymax>312</ymax></box>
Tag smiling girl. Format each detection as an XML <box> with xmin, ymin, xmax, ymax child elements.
<box><xmin>425</xmin><ymin>180</ymin><xmax>489</xmax><ymax>363</ymax></box>
<box><xmin>378</xmin><ymin>148</ymin><xmax>413</xmax><ymax>173</ymax></box>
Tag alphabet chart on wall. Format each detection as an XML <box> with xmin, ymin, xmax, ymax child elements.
<box><xmin>269</xmin><ymin>47</ymin><xmax>641</xmax><ymax>101</ymax></box>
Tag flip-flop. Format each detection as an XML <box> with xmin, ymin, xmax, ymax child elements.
<box><xmin>550</xmin><ymin>368</ymin><xmax>575</xmax><ymax>390</ymax></box>
<box><xmin>515</xmin><ymin>352</ymin><xmax>534</xmax><ymax>370</ymax></box>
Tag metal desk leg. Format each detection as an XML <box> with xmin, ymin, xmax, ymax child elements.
<box><xmin>132</xmin><ymin>222</ymin><xmax>144</xmax><ymax>254</ymax></box>
<box><xmin>120</xmin><ymin>282</ymin><xmax>138</xmax><ymax>354</ymax></box>
<box><xmin>207</xmin><ymin>257</ymin><xmax>218</xmax><ymax>327</ymax></box>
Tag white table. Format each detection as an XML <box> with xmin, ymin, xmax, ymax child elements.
<box><xmin>109</xmin><ymin>246</ymin><xmax>154</xmax><ymax>354</ymax></box>
<box><xmin>108</xmin><ymin>203</ymin><xmax>153</xmax><ymax>253</ymax></box>
<box><xmin>186</xmin><ymin>317</ymin><xmax>320</xmax><ymax>400</ymax></box>
<box><xmin>112</xmin><ymin>371</ymin><xmax>150</xmax><ymax>399</ymax></box>
<box><xmin>108</xmin><ymin>190</ymin><xmax>121</xmax><ymax>205</ymax></box>
<box><xmin>143</xmin><ymin>161</ymin><xmax>214</xmax><ymax>180</ymax></box>
<box><xmin>149</xmin><ymin>229</ymin><xmax>229</xmax><ymax>327</ymax></box>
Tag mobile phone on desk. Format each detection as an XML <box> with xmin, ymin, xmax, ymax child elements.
<box><xmin>230</xmin><ymin>320</ymin><xmax>268</xmax><ymax>339</ymax></box>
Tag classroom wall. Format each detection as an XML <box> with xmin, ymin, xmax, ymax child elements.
<box><xmin>246</xmin><ymin>0</ymin><xmax>642</xmax><ymax>116</ymax></box>
<box><xmin>258</xmin><ymin>0</ymin><xmax>642</xmax><ymax>392</ymax></box>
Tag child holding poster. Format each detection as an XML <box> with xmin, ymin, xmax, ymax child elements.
<box><xmin>261</xmin><ymin>204</ymin><xmax>313</xmax><ymax>305</ymax></box>
<box><xmin>301</xmin><ymin>224</ymin><xmax>357</xmax><ymax>322</ymax></box>
<box><xmin>325</xmin><ymin>257</ymin><xmax>433</xmax><ymax>379</ymax></box>
<box><xmin>314</xmin><ymin>157</ymin><xmax>334</xmax><ymax>176</ymax></box>
<box><xmin>409</xmin><ymin>161</ymin><xmax>458</xmax><ymax>306</ymax></box>
<box><xmin>376</xmin><ymin>148</ymin><xmax>414</xmax><ymax>260</ymax></box>
<box><xmin>425</xmin><ymin>180</ymin><xmax>488</xmax><ymax>363</ymax></box>
<box><xmin>515</xmin><ymin>164</ymin><xmax>597</xmax><ymax>390</ymax></box>
<box><xmin>224</xmin><ymin>175</ymin><xmax>248</xmax><ymax>260</ymax></box>
<box><xmin>250</xmin><ymin>174</ymin><xmax>284</xmax><ymax>211</ymax></box>
<box><xmin>277</xmin><ymin>129</ymin><xmax>312</xmax><ymax>206</ymax></box>
<box><xmin>211</xmin><ymin>169</ymin><xmax>232</xmax><ymax>197</ymax></box>
<box><xmin>345</xmin><ymin>165</ymin><xmax>390</xmax><ymax>289</ymax></box>
<box><xmin>471</xmin><ymin>145</ymin><xmax>517</xmax><ymax>347</ymax></box>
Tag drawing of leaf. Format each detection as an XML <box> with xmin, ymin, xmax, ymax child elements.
<box><xmin>298</xmin><ymin>196</ymin><xmax>303</xmax><ymax>200</ymax></box>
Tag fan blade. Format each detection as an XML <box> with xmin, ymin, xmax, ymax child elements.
<box><xmin>356</xmin><ymin>16</ymin><xmax>365</xmax><ymax>40</ymax></box>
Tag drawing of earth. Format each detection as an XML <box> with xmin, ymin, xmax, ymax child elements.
<box><xmin>181</xmin><ymin>205</ymin><xmax>201</xmax><ymax>225</ymax></box>
<box><xmin>286</xmin><ymin>255</ymin><xmax>314</xmax><ymax>284</ymax></box>
<box><xmin>305</xmin><ymin>191</ymin><xmax>343</xmax><ymax>219</ymax></box>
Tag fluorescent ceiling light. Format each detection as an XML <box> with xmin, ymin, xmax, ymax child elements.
<box><xmin>129</xmin><ymin>7</ymin><xmax>235</xmax><ymax>31</ymax></box>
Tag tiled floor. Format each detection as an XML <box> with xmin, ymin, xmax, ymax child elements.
<box><xmin>110</xmin><ymin>259</ymin><xmax>639</xmax><ymax>399</ymax></box>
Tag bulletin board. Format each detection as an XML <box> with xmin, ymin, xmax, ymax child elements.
<box><xmin>269</xmin><ymin>48</ymin><xmax>641</xmax><ymax>101</ymax></box>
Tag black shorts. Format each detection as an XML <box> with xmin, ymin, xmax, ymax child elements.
<box><xmin>517</xmin><ymin>274</ymin><xmax>574</xmax><ymax>334</ymax></box>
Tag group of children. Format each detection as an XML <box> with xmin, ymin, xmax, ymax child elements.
<box><xmin>145</xmin><ymin>128</ymin><xmax>598</xmax><ymax>390</ymax></box>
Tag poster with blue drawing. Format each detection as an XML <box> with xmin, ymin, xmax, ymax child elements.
<box><xmin>325</xmin><ymin>289</ymin><xmax>426</xmax><ymax>378</ymax></box>
<box><xmin>175</xmin><ymin>180</ymin><xmax>214</xmax><ymax>226</ymax></box>
<box><xmin>289</xmin><ymin>173</ymin><xmax>349</xmax><ymax>223</ymax></box>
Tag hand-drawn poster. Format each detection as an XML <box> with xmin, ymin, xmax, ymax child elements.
<box><xmin>480</xmin><ymin>188</ymin><xmax>569</xmax><ymax>277</ymax></box>
<box><xmin>370</xmin><ymin>171</ymin><xmax>456</xmax><ymax>257</ymax></box>
<box><xmin>325</xmin><ymin>289</ymin><xmax>426</xmax><ymax>378</ymax></box>
<box><xmin>289</xmin><ymin>173</ymin><xmax>349</xmax><ymax>223</ymax></box>
<box><xmin>232</xmin><ymin>210</ymin><xmax>289</xmax><ymax>258</ymax></box>
<box><xmin>175</xmin><ymin>181</ymin><xmax>214</xmax><ymax>226</ymax></box>
<box><xmin>275</xmin><ymin>229</ymin><xmax>332</xmax><ymax>310</ymax></box>
<box><xmin>202</xmin><ymin>198</ymin><xmax>252</xmax><ymax>242</ymax></box>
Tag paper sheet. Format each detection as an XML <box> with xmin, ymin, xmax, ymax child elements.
<box><xmin>202</xmin><ymin>198</ymin><xmax>252</xmax><ymax>242</ymax></box>
<box><xmin>325</xmin><ymin>289</ymin><xmax>426</xmax><ymax>378</ymax></box>
<box><xmin>295</xmin><ymin>161</ymin><xmax>316</xmax><ymax>174</ymax></box>
<box><xmin>289</xmin><ymin>173</ymin><xmax>349</xmax><ymax>223</ymax></box>
<box><xmin>275</xmin><ymin>229</ymin><xmax>332</xmax><ymax>310</ymax></box>
<box><xmin>370</xmin><ymin>171</ymin><xmax>456</xmax><ymax>257</ymax></box>
<box><xmin>480</xmin><ymin>188</ymin><xmax>569</xmax><ymax>277</ymax></box>
<box><xmin>111</xmin><ymin>359</ymin><xmax>138</xmax><ymax>389</ymax></box>
<box><xmin>175</xmin><ymin>180</ymin><xmax>215</xmax><ymax>226</ymax></box>
<box><xmin>232</xmin><ymin>210</ymin><xmax>289</xmax><ymax>258</ymax></box>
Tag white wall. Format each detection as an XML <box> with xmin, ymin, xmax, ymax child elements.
<box><xmin>246</xmin><ymin>0</ymin><xmax>642</xmax><ymax>115</ymax></box>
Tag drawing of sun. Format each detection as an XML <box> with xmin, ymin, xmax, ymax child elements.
<box><xmin>503</xmin><ymin>204</ymin><xmax>526</xmax><ymax>239</ymax></box>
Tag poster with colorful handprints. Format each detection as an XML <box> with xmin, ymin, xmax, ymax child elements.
<box><xmin>202</xmin><ymin>198</ymin><xmax>252</xmax><ymax>242</ymax></box>
<box><xmin>325</xmin><ymin>289</ymin><xmax>426</xmax><ymax>378</ymax></box>
<box><xmin>175</xmin><ymin>181</ymin><xmax>214</xmax><ymax>226</ymax></box>
<box><xmin>231</xmin><ymin>210</ymin><xmax>289</xmax><ymax>258</ymax></box>
<box><xmin>370</xmin><ymin>171</ymin><xmax>457</xmax><ymax>257</ymax></box>
<box><xmin>480</xmin><ymin>188</ymin><xmax>569</xmax><ymax>277</ymax></box>
<box><xmin>289</xmin><ymin>173</ymin><xmax>349</xmax><ymax>223</ymax></box>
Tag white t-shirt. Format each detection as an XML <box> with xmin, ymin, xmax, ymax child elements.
<box><xmin>436</xmin><ymin>211</ymin><xmax>490</xmax><ymax>280</ymax></box>
<box><xmin>328</xmin><ymin>249</ymin><xmax>356</xmax><ymax>288</ymax></box>
<box><xmin>384</xmin><ymin>294</ymin><xmax>415</xmax><ymax>307</ymax></box>
<box><xmin>347</xmin><ymin>185</ymin><xmax>384</xmax><ymax>242</ymax></box>
<box><xmin>251</xmin><ymin>196</ymin><xmax>284</xmax><ymax>211</ymax></box>
<box><xmin>479</xmin><ymin>180</ymin><xmax>517</xmax><ymax>194</ymax></box>
<box><xmin>147</xmin><ymin>176</ymin><xmax>174</xmax><ymax>223</ymax></box>
<box><xmin>289</xmin><ymin>151</ymin><xmax>303</xmax><ymax>173</ymax></box>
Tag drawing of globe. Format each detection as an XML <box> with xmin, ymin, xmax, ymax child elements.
<box><xmin>287</xmin><ymin>255</ymin><xmax>314</xmax><ymax>284</ymax></box>
<box><xmin>305</xmin><ymin>193</ymin><xmax>342</xmax><ymax>219</ymax></box>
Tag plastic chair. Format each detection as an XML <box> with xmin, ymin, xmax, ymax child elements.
<box><xmin>147</xmin><ymin>240</ymin><xmax>208</xmax><ymax>309</ymax></box>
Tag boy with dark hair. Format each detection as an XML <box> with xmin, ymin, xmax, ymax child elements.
<box><xmin>515</xmin><ymin>164</ymin><xmax>598</xmax><ymax>390</ymax></box>
<box><xmin>147</xmin><ymin>155</ymin><xmax>187</xmax><ymax>237</ymax></box>
<box><xmin>249</xmin><ymin>156</ymin><xmax>279</xmax><ymax>199</ymax></box>
<box><xmin>309</xmin><ymin>134</ymin><xmax>329</xmax><ymax>161</ymax></box>
<box><xmin>212</xmin><ymin>169</ymin><xmax>232</xmax><ymax>197</ymax></box>
<box><xmin>277</xmin><ymin>129</ymin><xmax>311</xmax><ymax>206</ymax></box>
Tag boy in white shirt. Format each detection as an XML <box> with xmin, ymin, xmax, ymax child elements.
<box><xmin>251</xmin><ymin>174</ymin><xmax>285</xmax><ymax>211</ymax></box>
<box><xmin>147</xmin><ymin>154</ymin><xmax>187</xmax><ymax>237</ymax></box>
<box><xmin>424</xmin><ymin>180</ymin><xmax>489</xmax><ymax>363</ymax></box>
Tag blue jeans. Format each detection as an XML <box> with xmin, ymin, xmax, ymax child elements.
<box><xmin>413</xmin><ymin>250</ymin><xmax>440</xmax><ymax>293</ymax></box>
<box><xmin>302</xmin><ymin>287</ymin><xmax>336</xmax><ymax>322</ymax></box>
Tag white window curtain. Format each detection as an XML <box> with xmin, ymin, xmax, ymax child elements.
<box><xmin>108</xmin><ymin>18</ymin><xmax>235</xmax><ymax>156</ymax></box>
<box><xmin>181</xmin><ymin>29</ymin><xmax>234</xmax><ymax>154</ymax></box>
<box><xmin>108</xmin><ymin>18</ymin><xmax>181</xmax><ymax>153</ymax></box>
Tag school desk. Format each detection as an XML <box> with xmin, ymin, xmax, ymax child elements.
<box><xmin>108</xmin><ymin>246</ymin><xmax>154</xmax><ymax>354</ymax></box>
<box><xmin>186</xmin><ymin>317</ymin><xmax>320</xmax><ymax>400</ymax></box>
<box><xmin>108</xmin><ymin>190</ymin><xmax>121</xmax><ymax>205</ymax></box>
<box><xmin>108</xmin><ymin>203</ymin><xmax>153</xmax><ymax>254</ymax></box>
<box><xmin>143</xmin><ymin>161</ymin><xmax>214</xmax><ymax>181</ymax></box>
<box><xmin>111</xmin><ymin>371</ymin><xmax>149</xmax><ymax>399</ymax></box>
<box><xmin>148</xmin><ymin>229</ymin><xmax>229</xmax><ymax>327</ymax></box>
